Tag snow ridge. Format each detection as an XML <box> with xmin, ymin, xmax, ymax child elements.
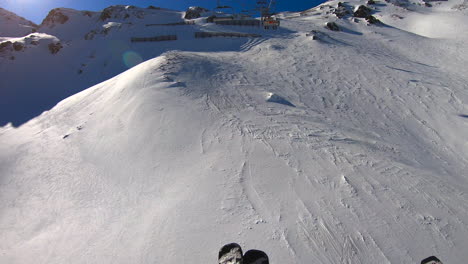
<box><xmin>0</xmin><ymin>7</ymin><xmax>37</xmax><ymax>37</ymax></box>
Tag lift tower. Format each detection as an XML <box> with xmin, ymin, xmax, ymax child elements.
<box><xmin>256</xmin><ymin>0</ymin><xmax>279</xmax><ymax>29</ymax></box>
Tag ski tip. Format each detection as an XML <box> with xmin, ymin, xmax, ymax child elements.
<box><xmin>244</xmin><ymin>249</ymin><xmax>269</xmax><ymax>264</ymax></box>
<box><xmin>421</xmin><ymin>256</ymin><xmax>443</xmax><ymax>264</ymax></box>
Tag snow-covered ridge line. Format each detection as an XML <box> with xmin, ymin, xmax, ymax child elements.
<box><xmin>0</xmin><ymin>7</ymin><xmax>37</xmax><ymax>37</ymax></box>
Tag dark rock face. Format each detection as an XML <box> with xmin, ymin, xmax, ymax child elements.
<box><xmin>326</xmin><ymin>22</ymin><xmax>340</xmax><ymax>31</ymax></box>
<box><xmin>366</xmin><ymin>15</ymin><xmax>381</xmax><ymax>24</ymax></box>
<box><xmin>0</xmin><ymin>41</ymin><xmax>12</xmax><ymax>52</ymax></box>
<box><xmin>354</xmin><ymin>5</ymin><xmax>372</xmax><ymax>18</ymax></box>
<box><xmin>42</xmin><ymin>8</ymin><xmax>69</xmax><ymax>27</ymax></box>
<box><xmin>367</xmin><ymin>0</ymin><xmax>376</xmax><ymax>4</ymax></box>
<box><xmin>82</xmin><ymin>11</ymin><xmax>93</xmax><ymax>17</ymax></box>
<box><xmin>13</xmin><ymin>42</ymin><xmax>24</xmax><ymax>51</ymax></box>
<box><xmin>99</xmin><ymin>6</ymin><xmax>145</xmax><ymax>21</ymax></box>
<box><xmin>100</xmin><ymin>8</ymin><xmax>112</xmax><ymax>21</ymax></box>
<box><xmin>84</xmin><ymin>30</ymin><xmax>97</xmax><ymax>40</ymax></box>
<box><xmin>184</xmin><ymin>6</ymin><xmax>209</xmax><ymax>19</ymax></box>
<box><xmin>352</xmin><ymin>5</ymin><xmax>381</xmax><ymax>24</ymax></box>
<box><xmin>334</xmin><ymin>4</ymin><xmax>352</xmax><ymax>18</ymax></box>
<box><xmin>48</xmin><ymin>42</ymin><xmax>62</xmax><ymax>54</ymax></box>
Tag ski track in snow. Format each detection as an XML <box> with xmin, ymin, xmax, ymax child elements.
<box><xmin>1</xmin><ymin>1</ymin><xmax>468</xmax><ymax>263</ymax></box>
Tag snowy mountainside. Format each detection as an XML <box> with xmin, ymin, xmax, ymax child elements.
<box><xmin>0</xmin><ymin>5</ymin><xmax>277</xmax><ymax>126</ymax></box>
<box><xmin>1</xmin><ymin>1</ymin><xmax>468</xmax><ymax>263</ymax></box>
<box><xmin>38</xmin><ymin>6</ymin><xmax>185</xmax><ymax>40</ymax></box>
<box><xmin>0</xmin><ymin>7</ymin><xmax>37</xmax><ymax>37</ymax></box>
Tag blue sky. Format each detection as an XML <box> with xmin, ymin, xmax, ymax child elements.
<box><xmin>0</xmin><ymin>0</ymin><xmax>324</xmax><ymax>24</ymax></box>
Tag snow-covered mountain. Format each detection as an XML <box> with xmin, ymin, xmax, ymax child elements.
<box><xmin>0</xmin><ymin>7</ymin><xmax>37</xmax><ymax>37</ymax></box>
<box><xmin>1</xmin><ymin>1</ymin><xmax>468</xmax><ymax>263</ymax></box>
<box><xmin>0</xmin><ymin>5</ymin><xmax>267</xmax><ymax>126</ymax></box>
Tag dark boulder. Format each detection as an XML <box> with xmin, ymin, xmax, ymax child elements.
<box><xmin>48</xmin><ymin>42</ymin><xmax>63</xmax><ymax>54</ymax></box>
<box><xmin>185</xmin><ymin>6</ymin><xmax>209</xmax><ymax>19</ymax></box>
<box><xmin>354</xmin><ymin>5</ymin><xmax>372</xmax><ymax>18</ymax></box>
<box><xmin>366</xmin><ymin>15</ymin><xmax>381</xmax><ymax>24</ymax></box>
<box><xmin>0</xmin><ymin>41</ymin><xmax>12</xmax><ymax>52</ymax></box>
<box><xmin>334</xmin><ymin>2</ymin><xmax>352</xmax><ymax>18</ymax></box>
<box><xmin>13</xmin><ymin>42</ymin><xmax>24</xmax><ymax>51</ymax></box>
<box><xmin>326</xmin><ymin>22</ymin><xmax>340</xmax><ymax>31</ymax></box>
<box><xmin>334</xmin><ymin>6</ymin><xmax>351</xmax><ymax>18</ymax></box>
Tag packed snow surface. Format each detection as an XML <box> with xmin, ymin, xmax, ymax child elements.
<box><xmin>1</xmin><ymin>1</ymin><xmax>468</xmax><ymax>263</ymax></box>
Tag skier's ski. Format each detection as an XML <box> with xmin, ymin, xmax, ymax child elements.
<box><xmin>243</xmin><ymin>249</ymin><xmax>269</xmax><ymax>264</ymax></box>
<box><xmin>421</xmin><ymin>256</ymin><xmax>443</xmax><ymax>264</ymax></box>
<box><xmin>218</xmin><ymin>243</ymin><xmax>243</xmax><ymax>264</ymax></box>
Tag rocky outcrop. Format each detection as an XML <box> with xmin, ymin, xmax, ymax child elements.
<box><xmin>12</xmin><ymin>42</ymin><xmax>24</xmax><ymax>51</ymax></box>
<box><xmin>100</xmin><ymin>5</ymin><xmax>144</xmax><ymax>21</ymax></box>
<box><xmin>0</xmin><ymin>41</ymin><xmax>24</xmax><ymax>52</ymax></box>
<box><xmin>42</xmin><ymin>8</ymin><xmax>69</xmax><ymax>27</ymax></box>
<box><xmin>0</xmin><ymin>41</ymin><xmax>12</xmax><ymax>52</ymax></box>
<box><xmin>184</xmin><ymin>7</ymin><xmax>209</xmax><ymax>19</ymax></box>
<box><xmin>354</xmin><ymin>5</ymin><xmax>372</xmax><ymax>18</ymax></box>
<box><xmin>352</xmin><ymin>5</ymin><xmax>382</xmax><ymax>24</ymax></box>
<box><xmin>334</xmin><ymin>2</ymin><xmax>352</xmax><ymax>18</ymax></box>
<box><xmin>100</xmin><ymin>8</ymin><xmax>112</xmax><ymax>21</ymax></box>
<box><xmin>1</xmin><ymin>34</ymin><xmax>63</xmax><ymax>57</ymax></box>
<box><xmin>48</xmin><ymin>42</ymin><xmax>62</xmax><ymax>54</ymax></box>
<box><xmin>366</xmin><ymin>15</ymin><xmax>381</xmax><ymax>24</ymax></box>
<box><xmin>326</xmin><ymin>22</ymin><xmax>340</xmax><ymax>31</ymax></box>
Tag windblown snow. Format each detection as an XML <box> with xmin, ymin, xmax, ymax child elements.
<box><xmin>1</xmin><ymin>1</ymin><xmax>468</xmax><ymax>263</ymax></box>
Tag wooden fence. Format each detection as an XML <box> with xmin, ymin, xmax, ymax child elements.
<box><xmin>215</xmin><ymin>20</ymin><xmax>261</xmax><ymax>27</ymax></box>
<box><xmin>131</xmin><ymin>35</ymin><xmax>177</xmax><ymax>42</ymax></box>
<box><xmin>195</xmin><ymin>32</ymin><xmax>261</xmax><ymax>38</ymax></box>
<box><xmin>145</xmin><ymin>21</ymin><xmax>195</xmax><ymax>26</ymax></box>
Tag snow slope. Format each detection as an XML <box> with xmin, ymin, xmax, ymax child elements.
<box><xmin>0</xmin><ymin>5</ymin><xmax>285</xmax><ymax>126</ymax></box>
<box><xmin>1</xmin><ymin>1</ymin><xmax>468</xmax><ymax>263</ymax></box>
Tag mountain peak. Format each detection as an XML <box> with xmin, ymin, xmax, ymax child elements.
<box><xmin>0</xmin><ymin>7</ymin><xmax>37</xmax><ymax>37</ymax></box>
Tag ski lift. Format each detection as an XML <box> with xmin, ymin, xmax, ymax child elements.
<box><xmin>256</xmin><ymin>0</ymin><xmax>280</xmax><ymax>29</ymax></box>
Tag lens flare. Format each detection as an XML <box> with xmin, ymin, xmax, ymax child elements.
<box><xmin>122</xmin><ymin>51</ymin><xmax>143</xmax><ymax>68</ymax></box>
